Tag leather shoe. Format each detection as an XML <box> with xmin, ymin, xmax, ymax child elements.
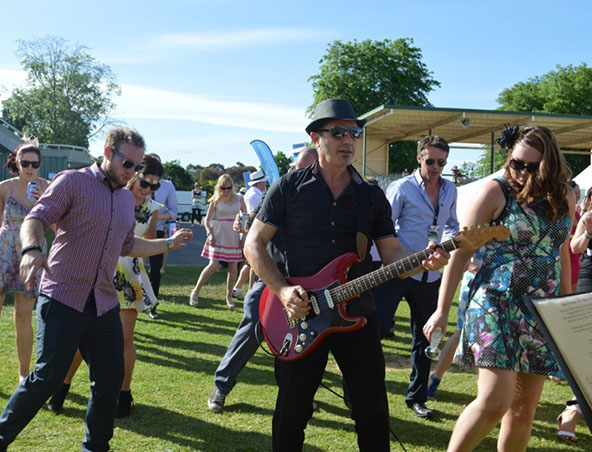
<box><xmin>408</xmin><ymin>402</ymin><xmax>433</xmax><ymax>418</ymax></box>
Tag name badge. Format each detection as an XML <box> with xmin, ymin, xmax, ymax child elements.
<box><xmin>428</xmin><ymin>225</ymin><xmax>440</xmax><ymax>241</ymax></box>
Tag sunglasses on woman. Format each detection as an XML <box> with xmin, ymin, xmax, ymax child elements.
<box><xmin>509</xmin><ymin>158</ymin><xmax>539</xmax><ymax>173</ymax></box>
<box><xmin>424</xmin><ymin>158</ymin><xmax>447</xmax><ymax>167</ymax></box>
<box><xmin>139</xmin><ymin>179</ymin><xmax>161</xmax><ymax>191</ymax></box>
<box><xmin>220</xmin><ymin>186</ymin><xmax>233</xmax><ymax>191</ymax></box>
<box><xmin>316</xmin><ymin>125</ymin><xmax>363</xmax><ymax>140</ymax></box>
<box><xmin>111</xmin><ymin>147</ymin><xmax>146</xmax><ymax>171</ymax></box>
<box><xmin>19</xmin><ymin>159</ymin><xmax>41</xmax><ymax>169</ymax></box>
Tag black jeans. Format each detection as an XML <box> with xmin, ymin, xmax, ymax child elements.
<box><xmin>149</xmin><ymin>230</ymin><xmax>166</xmax><ymax>297</ymax></box>
<box><xmin>272</xmin><ymin>313</ymin><xmax>389</xmax><ymax>452</ymax></box>
<box><xmin>0</xmin><ymin>293</ymin><xmax>124</xmax><ymax>452</ymax></box>
<box><xmin>374</xmin><ymin>277</ymin><xmax>439</xmax><ymax>405</ymax></box>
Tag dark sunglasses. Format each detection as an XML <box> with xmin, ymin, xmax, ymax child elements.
<box><xmin>19</xmin><ymin>159</ymin><xmax>41</xmax><ymax>169</ymax></box>
<box><xmin>509</xmin><ymin>158</ymin><xmax>539</xmax><ymax>173</ymax></box>
<box><xmin>316</xmin><ymin>125</ymin><xmax>363</xmax><ymax>140</ymax></box>
<box><xmin>139</xmin><ymin>179</ymin><xmax>161</xmax><ymax>191</ymax></box>
<box><xmin>424</xmin><ymin>158</ymin><xmax>447</xmax><ymax>167</ymax></box>
<box><xmin>111</xmin><ymin>147</ymin><xmax>146</xmax><ymax>171</ymax></box>
<box><xmin>220</xmin><ymin>186</ymin><xmax>233</xmax><ymax>191</ymax></box>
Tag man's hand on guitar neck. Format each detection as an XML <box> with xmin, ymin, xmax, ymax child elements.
<box><xmin>278</xmin><ymin>285</ymin><xmax>311</xmax><ymax>321</ymax></box>
<box><xmin>421</xmin><ymin>240</ymin><xmax>450</xmax><ymax>271</ymax></box>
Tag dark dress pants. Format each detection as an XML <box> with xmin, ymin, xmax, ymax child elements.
<box><xmin>272</xmin><ymin>313</ymin><xmax>390</xmax><ymax>452</ymax></box>
<box><xmin>374</xmin><ymin>277</ymin><xmax>440</xmax><ymax>405</ymax></box>
<box><xmin>0</xmin><ymin>293</ymin><xmax>124</xmax><ymax>452</ymax></box>
<box><xmin>149</xmin><ymin>230</ymin><xmax>166</xmax><ymax>297</ymax></box>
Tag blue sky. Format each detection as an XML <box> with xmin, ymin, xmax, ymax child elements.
<box><xmin>0</xmin><ymin>0</ymin><xmax>591</xmax><ymax>170</ymax></box>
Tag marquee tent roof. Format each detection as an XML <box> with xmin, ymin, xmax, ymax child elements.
<box><xmin>355</xmin><ymin>105</ymin><xmax>592</xmax><ymax>176</ymax></box>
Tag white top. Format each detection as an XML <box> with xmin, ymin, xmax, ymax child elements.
<box><xmin>244</xmin><ymin>186</ymin><xmax>263</xmax><ymax>214</ymax></box>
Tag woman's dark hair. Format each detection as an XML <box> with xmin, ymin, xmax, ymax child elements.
<box><xmin>4</xmin><ymin>141</ymin><xmax>42</xmax><ymax>175</ymax></box>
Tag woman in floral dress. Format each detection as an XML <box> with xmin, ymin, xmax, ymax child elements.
<box><xmin>424</xmin><ymin>126</ymin><xmax>575</xmax><ymax>451</ymax></box>
<box><xmin>0</xmin><ymin>141</ymin><xmax>49</xmax><ymax>381</ymax></box>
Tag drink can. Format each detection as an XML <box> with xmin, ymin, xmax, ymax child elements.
<box><xmin>27</xmin><ymin>181</ymin><xmax>38</xmax><ymax>200</ymax></box>
<box><xmin>167</xmin><ymin>220</ymin><xmax>178</xmax><ymax>237</ymax></box>
<box><xmin>239</xmin><ymin>214</ymin><xmax>250</xmax><ymax>234</ymax></box>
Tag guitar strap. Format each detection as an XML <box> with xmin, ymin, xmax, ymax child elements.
<box><xmin>355</xmin><ymin>182</ymin><xmax>371</xmax><ymax>262</ymax></box>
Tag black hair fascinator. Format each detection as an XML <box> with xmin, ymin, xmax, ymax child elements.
<box><xmin>496</xmin><ymin>125</ymin><xmax>520</xmax><ymax>154</ymax></box>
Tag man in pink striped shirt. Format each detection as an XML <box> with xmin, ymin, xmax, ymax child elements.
<box><xmin>0</xmin><ymin>128</ymin><xmax>192</xmax><ymax>452</ymax></box>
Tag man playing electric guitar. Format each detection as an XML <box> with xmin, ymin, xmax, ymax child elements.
<box><xmin>244</xmin><ymin>99</ymin><xmax>449</xmax><ymax>452</ymax></box>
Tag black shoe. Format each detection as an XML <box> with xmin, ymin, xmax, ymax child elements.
<box><xmin>149</xmin><ymin>308</ymin><xmax>159</xmax><ymax>319</ymax></box>
<box><xmin>48</xmin><ymin>383</ymin><xmax>71</xmax><ymax>414</ymax></box>
<box><xmin>408</xmin><ymin>402</ymin><xmax>433</xmax><ymax>418</ymax></box>
<box><xmin>115</xmin><ymin>390</ymin><xmax>134</xmax><ymax>418</ymax></box>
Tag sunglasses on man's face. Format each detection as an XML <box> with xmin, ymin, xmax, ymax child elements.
<box><xmin>19</xmin><ymin>159</ymin><xmax>40</xmax><ymax>169</ymax></box>
<box><xmin>424</xmin><ymin>158</ymin><xmax>447</xmax><ymax>167</ymax></box>
<box><xmin>316</xmin><ymin>125</ymin><xmax>363</xmax><ymax>140</ymax></box>
<box><xmin>111</xmin><ymin>147</ymin><xmax>146</xmax><ymax>171</ymax></box>
<box><xmin>139</xmin><ymin>179</ymin><xmax>161</xmax><ymax>191</ymax></box>
<box><xmin>509</xmin><ymin>158</ymin><xmax>539</xmax><ymax>173</ymax></box>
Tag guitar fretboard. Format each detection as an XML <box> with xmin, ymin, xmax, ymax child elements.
<box><xmin>329</xmin><ymin>238</ymin><xmax>459</xmax><ymax>303</ymax></box>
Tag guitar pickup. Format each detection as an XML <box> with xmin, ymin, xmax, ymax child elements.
<box><xmin>310</xmin><ymin>294</ymin><xmax>321</xmax><ymax>315</ymax></box>
<box><xmin>323</xmin><ymin>289</ymin><xmax>334</xmax><ymax>309</ymax></box>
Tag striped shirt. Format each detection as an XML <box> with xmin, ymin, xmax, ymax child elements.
<box><xmin>27</xmin><ymin>163</ymin><xmax>136</xmax><ymax>316</ymax></box>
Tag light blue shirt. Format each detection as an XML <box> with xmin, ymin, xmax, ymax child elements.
<box><xmin>386</xmin><ymin>170</ymin><xmax>459</xmax><ymax>282</ymax></box>
<box><xmin>153</xmin><ymin>178</ymin><xmax>178</xmax><ymax>232</ymax></box>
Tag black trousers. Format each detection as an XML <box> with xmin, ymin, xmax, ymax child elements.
<box><xmin>149</xmin><ymin>230</ymin><xmax>166</xmax><ymax>297</ymax></box>
<box><xmin>374</xmin><ymin>277</ymin><xmax>439</xmax><ymax>405</ymax></box>
<box><xmin>272</xmin><ymin>313</ymin><xmax>390</xmax><ymax>452</ymax></box>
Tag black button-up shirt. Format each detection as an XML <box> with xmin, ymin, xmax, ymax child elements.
<box><xmin>258</xmin><ymin>163</ymin><xmax>395</xmax><ymax>316</ymax></box>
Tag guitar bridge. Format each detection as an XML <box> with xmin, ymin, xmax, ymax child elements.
<box><xmin>324</xmin><ymin>289</ymin><xmax>334</xmax><ymax>309</ymax></box>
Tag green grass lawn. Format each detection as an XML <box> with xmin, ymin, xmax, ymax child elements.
<box><xmin>0</xmin><ymin>265</ymin><xmax>589</xmax><ymax>451</ymax></box>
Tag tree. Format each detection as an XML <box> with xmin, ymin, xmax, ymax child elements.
<box><xmin>308</xmin><ymin>38</ymin><xmax>440</xmax><ymax>174</ymax></box>
<box><xmin>274</xmin><ymin>151</ymin><xmax>292</xmax><ymax>176</ymax></box>
<box><xmin>1</xmin><ymin>36</ymin><xmax>120</xmax><ymax>147</ymax></box>
<box><xmin>164</xmin><ymin>160</ymin><xmax>194</xmax><ymax>190</ymax></box>
<box><xmin>497</xmin><ymin>63</ymin><xmax>592</xmax><ymax>176</ymax></box>
<box><xmin>308</xmin><ymin>38</ymin><xmax>440</xmax><ymax>117</ymax></box>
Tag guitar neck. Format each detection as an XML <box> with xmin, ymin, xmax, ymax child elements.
<box><xmin>329</xmin><ymin>238</ymin><xmax>459</xmax><ymax>304</ymax></box>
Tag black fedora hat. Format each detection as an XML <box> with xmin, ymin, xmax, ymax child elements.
<box><xmin>305</xmin><ymin>99</ymin><xmax>366</xmax><ymax>135</ymax></box>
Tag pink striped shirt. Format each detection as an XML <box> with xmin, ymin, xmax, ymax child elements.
<box><xmin>27</xmin><ymin>163</ymin><xmax>136</xmax><ymax>316</ymax></box>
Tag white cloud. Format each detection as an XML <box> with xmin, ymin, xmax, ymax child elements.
<box><xmin>0</xmin><ymin>69</ymin><xmax>26</xmax><ymax>100</ymax></box>
<box><xmin>115</xmin><ymin>83</ymin><xmax>308</xmax><ymax>133</ymax></box>
<box><xmin>151</xmin><ymin>27</ymin><xmax>329</xmax><ymax>51</ymax></box>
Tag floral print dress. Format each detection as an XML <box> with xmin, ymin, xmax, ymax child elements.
<box><xmin>0</xmin><ymin>195</ymin><xmax>46</xmax><ymax>298</ymax></box>
<box><xmin>455</xmin><ymin>178</ymin><xmax>570</xmax><ymax>377</ymax></box>
<box><xmin>113</xmin><ymin>198</ymin><xmax>163</xmax><ymax>312</ymax></box>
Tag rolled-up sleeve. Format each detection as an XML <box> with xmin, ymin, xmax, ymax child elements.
<box><xmin>27</xmin><ymin>171</ymin><xmax>73</xmax><ymax>230</ymax></box>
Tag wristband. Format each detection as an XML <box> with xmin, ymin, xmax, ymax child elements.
<box><xmin>167</xmin><ymin>238</ymin><xmax>175</xmax><ymax>251</ymax></box>
<box><xmin>21</xmin><ymin>245</ymin><xmax>42</xmax><ymax>257</ymax></box>
<box><xmin>585</xmin><ymin>231</ymin><xmax>592</xmax><ymax>240</ymax></box>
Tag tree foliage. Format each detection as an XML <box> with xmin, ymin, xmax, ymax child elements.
<box><xmin>497</xmin><ymin>63</ymin><xmax>592</xmax><ymax>176</ymax></box>
<box><xmin>164</xmin><ymin>160</ymin><xmax>194</xmax><ymax>191</ymax></box>
<box><xmin>308</xmin><ymin>38</ymin><xmax>440</xmax><ymax>117</ymax></box>
<box><xmin>1</xmin><ymin>36</ymin><xmax>120</xmax><ymax>147</ymax></box>
<box><xmin>274</xmin><ymin>151</ymin><xmax>292</xmax><ymax>176</ymax></box>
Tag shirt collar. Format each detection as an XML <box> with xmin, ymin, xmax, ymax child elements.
<box><xmin>413</xmin><ymin>168</ymin><xmax>445</xmax><ymax>188</ymax></box>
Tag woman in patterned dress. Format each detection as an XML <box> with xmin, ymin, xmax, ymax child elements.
<box><xmin>424</xmin><ymin>126</ymin><xmax>575</xmax><ymax>451</ymax></box>
<box><xmin>189</xmin><ymin>173</ymin><xmax>246</xmax><ymax>309</ymax></box>
<box><xmin>0</xmin><ymin>141</ymin><xmax>49</xmax><ymax>381</ymax></box>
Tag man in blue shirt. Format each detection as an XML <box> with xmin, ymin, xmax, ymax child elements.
<box><xmin>375</xmin><ymin>135</ymin><xmax>459</xmax><ymax>418</ymax></box>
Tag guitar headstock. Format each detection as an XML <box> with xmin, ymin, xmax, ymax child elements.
<box><xmin>455</xmin><ymin>224</ymin><xmax>510</xmax><ymax>251</ymax></box>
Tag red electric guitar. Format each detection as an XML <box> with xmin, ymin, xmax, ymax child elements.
<box><xmin>259</xmin><ymin>224</ymin><xmax>510</xmax><ymax>362</ymax></box>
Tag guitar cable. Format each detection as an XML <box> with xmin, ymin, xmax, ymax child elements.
<box><xmin>255</xmin><ymin>322</ymin><xmax>408</xmax><ymax>451</ymax></box>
